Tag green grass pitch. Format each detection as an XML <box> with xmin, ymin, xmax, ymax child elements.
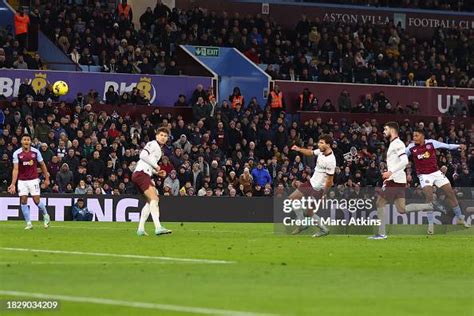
<box><xmin>0</xmin><ymin>221</ymin><xmax>473</xmax><ymax>316</ymax></box>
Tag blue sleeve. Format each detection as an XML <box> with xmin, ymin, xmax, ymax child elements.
<box><xmin>12</xmin><ymin>151</ymin><xmax>19</xmax><ymax>164</ymax></box>
<box><xmin>266</xmin><ymin>171</ymin><xmax>272</xmax><ymax>184</ymax></box>
<box><xmin>72</xmin><ymin>206</ymin><xmax>79</xmax><ymax>218</ymax></box>
<box><xmin>405</xmin><ymin>143</ymin><xmax>413</xmax><ymax>156</ymax></box>
<box><xmin>428</xmin><ymin>139</ymin><xmax>460</xmax><ymax>151</ymax></box>
<box><xmin>35</xmin><ymin>149</ymin><xmax>44</xmax><ymax>163</ymax></box>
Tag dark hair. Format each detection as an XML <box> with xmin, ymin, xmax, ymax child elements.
<box><xmin>156</xmin><ymin>126</ymin><xmax>170</xmax><ymax>135</ymax></box>
<box><xmin>319</xmin><ymin>134</ymin><xmax>333</xmax><ymax>145</ymax></box>
<box><xmin>413</xmin><ymin>128</ymin><xmax>425</xmax><ymax>136</ymax></box>
<box><xmin>21</xmin><ymin>133</ymin><xmax>31</xmax><ymax>139</ymax></box>
<box><xmin>384</xmin><ymin>121</ymin><xmax>399</xmax><ymax>131</ymax></box>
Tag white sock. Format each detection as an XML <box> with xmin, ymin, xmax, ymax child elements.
<box><xmin>293</xmin><ymin>207</ymin><xmax>304</xmax><ymax>221</ymax></box>
<box><xmin>427</xmin><ymin>211</ymin><xmax>434</xmax><ymax>225</ymax></box>
<box><xmin>406</xmin><ymin>203</ymin><xmax>434</xmax><ymax>212</ymax></box>
<box><xmin>312</xmin><ymin>213</ymin><xmax>328</xmax><ymax>232</ymax></box>
<box><xmin>149</xmin><ymin>200</ymin><xmax>162</xmax><ymax>230</ymax></box>
<box><xmin>138</xmin><ymin>203</ymin><xmax>150</xmax><ymax>232</ymax></box>
<box><xmin>377</xmin><ymin>207</ymin><xmax>386</xmax><ymax>235</ymax></box>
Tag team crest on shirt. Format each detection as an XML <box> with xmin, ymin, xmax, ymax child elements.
<box><xmin>426</xmin><ymin>144</ymin><xmax>432</xmax><ymax>149</ymax></box>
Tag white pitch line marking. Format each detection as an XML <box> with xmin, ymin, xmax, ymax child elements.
<box><xmin>0</xmin><ymin>247</ymin><xmax>235</xmax><ymax>264</ymax></box>
<box><xmin>0</xmin><ymin>224</ymin><xmax>272</xmax><ymax>233</ymax></box>
<box><xmin>0</xmin><ymin>261</ymin><xmax>170</xmax><ymax>265</ymax></box>
<box><xmin>0</xmin><ymin>290</ymin><xmax>277</xmax><ymax>316</ymax></box>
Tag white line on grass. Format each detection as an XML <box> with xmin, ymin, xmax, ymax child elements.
<box><xmin>0</xmin><ymin>224</ymin><xmax>272</xmax><ymax>233</ymax></box>
<box><xmin>0</xmin><ymin>290</ymin><xmax>277</xmax><ymax>316</ymax></box>
<box><xmin>0</xmin><ymin>247</ymin><xmax>235</xmax><ymax>264</ymax></box>
<box><xmin>0</xmin><ymin>261</ymin><xmax>170</xmax><ymax>265</ymax></box>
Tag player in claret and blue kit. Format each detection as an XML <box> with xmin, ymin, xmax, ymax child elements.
<box><xmin>404</xmin><ymin>128</ymin><xmax>470</xmax><ymax>234</ymax></box>
<box><xmin>8</xmin><ymin>134</ymin><xmax>51</xmax><ymax>230</ymax></box>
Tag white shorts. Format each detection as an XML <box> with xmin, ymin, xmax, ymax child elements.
<box><xmin>418</xmin><ymin>171</ymin><xmax>450</xmax><ymax>189</ymax></box>
<box><xmin>17</xmin><ymin>179</ymin><xmax>41</xmax><ymax>196</ymax></box>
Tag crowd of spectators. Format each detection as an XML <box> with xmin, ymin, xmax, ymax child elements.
<box><xmin>6</xmin><ymin>0</ymin><xmax>465</xmax><ymax>88</ymax></box>
<box><xmin>0</xmin><ymin>82</ymin><xmax>472</xmax><ymax>197</ymax></box>
<box><xmin>297</xmin><ymin>88</ymin><xmax>473</xmax><ymax>117</ymax></box>
<box><xmin>0</xmin><ymin>29</ymin><xmax>44</xmax><ymax>70</ymax></box>
<box><xmin>301</xmin><ymin>0</ymin><xmax>473</xmax><ymax>12</ymax></box>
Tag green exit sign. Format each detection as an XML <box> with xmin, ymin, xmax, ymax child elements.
<box><xmin>195</xmin><ymin>47</ymin><xmax>220</xmax><ymax>57</ymax></box>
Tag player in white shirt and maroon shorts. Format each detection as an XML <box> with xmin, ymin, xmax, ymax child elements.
<box><xmin>370</xmin><ymin>122</ymin><xmax>409</xmax><ymax>240</ymax></box>
<box><xmin>8</xmin><ymin>134</ymin><xmax>51</xmax><ymax>230</ymax></box>
<box><xmin>404</xmin><ymin>128</ymin><xmax>469</xmax><ymax>234</ymax></box>
<box><xmin>289</xmin><ymin>135</ymin><xmax>337</xmax><ymax>238</ymax></box>
<box><xmin>131</xmin><ymin>127</ymin><xmax>172</xmax><ymax>236</ymax></box>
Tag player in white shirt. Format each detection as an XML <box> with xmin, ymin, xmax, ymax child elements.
<box><xmin>290</xmin><ymin>135</ymin><xmax>337</xmax><ymax>237</ymax></box>
<box><xmin>131</xmin><ymin>127</ymin><xmax>171</xmax><ymax>236</ymax></box>
<box><xmin>369</xmin><ymin>122</ymin><xmax>409</xmax><ymax>240</ymax></box>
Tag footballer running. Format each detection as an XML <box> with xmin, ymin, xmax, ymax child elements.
<box><xmin>289</xmin><ymin>134</ymin><xmax>337</xmax><ymax>238</ymax></box>
<box><xmin>8</xmin><ymin>134</ymin><xmax>51</xmax><ymax>230</ymax></box>
<box><xmin>369</xmin><ymin>122</ymin><xmax>409</xmax><ymax>240</ymax></box>
<box><xmin>404</xmin><ymin>128</ymin><xmax>470</xmax><ymax>234</ymax></box>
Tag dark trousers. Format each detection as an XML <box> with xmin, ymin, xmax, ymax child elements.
<box><xmin>16</xmin><ymin>33</ymin><xmax>28</xmax><ymax>51</ymax></box>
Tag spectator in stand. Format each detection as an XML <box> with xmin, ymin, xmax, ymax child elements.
<box><xmin>154</xmin><ymin>0</ymin><xmax>171</xmax><ymax>20</ymax></box>
<box><xmin>449</xmin><ymin>97</ymin><xmax>468</xmax><ymax>117</ymax></box>
<box><xmin>319</xmin><ymin>99</ymin><xmax>336</xmax><ymax>112</ymax></box>
<box><xmin>229</xmin><ymin>87</ymin><xmax>244</xmax><ymax>109</ymax></box>
<box><xmin>14</xmin><ymin>8</ymin><xmax>29</xmax><ymax>50</ymax></box>
<box><xmin>13</xmin><ymin>55</ymin><xmax>28</xmax><ymax>69</ymax></box>
<box><xmin>239</xmin><ymin>167</ymin><xmax>253</xmax><ymax>195</ymax></box>
<box><xmin>251</xmin><ymin>161</ymin><xmax>272</xmax><ymax>187</ymax></box>
<box><xmin>425</xmin><ymin>74</ymin><xmax>438</xmax><ymax>87</ymax></box>
<box><xmin>105</xmin><ymin>86</ymin><xmax>120</xmax><ymax>105</ymax></box>
<box><xmin>56</xmin><ymin>163</ymin><xmax>74</xmax><ymax>193</ymax></box>
<box><xmin>338</xmin><ymin>90</ymin><xmax>351</xmax><ymax>112</ymax></box>
<box><xmin>298</xmin><ymin>88</ymin><xmax>316</xmax><ymax>111</ymax></box>
<box><xmin>267</xmin><ymin>85</ymin><xmax>285</xmax><ymax>116</ymax></box>
<box><xmin>192</xmin><ymin>96</ymin><xmax>210</xmax><ymax>123</ymax></box>
<box><xmin>174</xmin><ymin>94</ymin><xmax>189</xmax><ymax>107</ymax></box>
<box><xmin>116</xmin><ymin>0</ymin><xmax>133</xmax><ymax>23</ymax></box>
<box><xmin>191</xmin><ymin>84</ymin><xmax>208</xmax><ymax>105</ymax></box>
<box><xmin>164</xmin><ymin>170</ymin><xmax>180</xmax><ymax>196</ymax></box>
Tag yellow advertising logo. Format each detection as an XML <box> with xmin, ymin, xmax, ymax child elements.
<box><xmin>423</xmin><ymin>151</ymin><xmax>430</xmax><ymax>159</ymax></box>
<box><xmin>31</xmin><ymin>73</ymin><xmax>48</xmax><ymax>93</ymax></box>
<box><xmin>136</xmin><ymin>77</ymin><xmax>152</xmax><ymax>101</ymax></box>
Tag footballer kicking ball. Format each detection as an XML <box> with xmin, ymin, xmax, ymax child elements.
<box><xmin>52</xmin><ymin>81</ymin><xmax>69</xmax><ymax>96</ymax></box>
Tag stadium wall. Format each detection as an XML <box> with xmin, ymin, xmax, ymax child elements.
<box><xmin>298</xmin><ymin>111</ymin><xmax>472</xmax><ymax>126</ymax></box>
<box><xmin>182</xmin><ymin>45</ymin><xmax>271</xmax><ymax>107</ymax></box>
<box><xmin>37</xmin><ymin>32</ymin><xmax>79</xmax><ymax>71</ymax></box>
<box><xmin>0</xmin><ymin>195</ymin><xmax>273</xmax><ymax>223</ymax></box>
<box><xmin>275</xmin><ymin>80</ymin><xmax>474</xmax><ymax>115</ymax></box>
<box><xmin>0</xmin><ymin>69</ymin><xmax>213</xmax><ymax>106</ymax></box>
<box><xmin>1</xmin><ymin>195</ymin><xmax>472</xmax><ymax>227</ymax></box>
<box><xmin>176</xmin><ymin>0</ymin><xmax>474</xmax><ymax>37</ymax></box>
<box><xmin>0</xmin><ymin>0</ymin><xmax>14</xmax><ymax>33</ymax></box>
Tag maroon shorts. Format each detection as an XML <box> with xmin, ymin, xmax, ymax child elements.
<box><xmin>131</xmin><ymin>171</ymin><xmax>154</xmax><ymax>193</ymax></box>
<box><xmin>297</xmin><ymin>181</ymin><xmax>324</xmax><ymax>198</ymax></box>
<box><xmin>377</xmin><ymin>180</ymin><xmax>406</xmax><ymax>203</ymax></box>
